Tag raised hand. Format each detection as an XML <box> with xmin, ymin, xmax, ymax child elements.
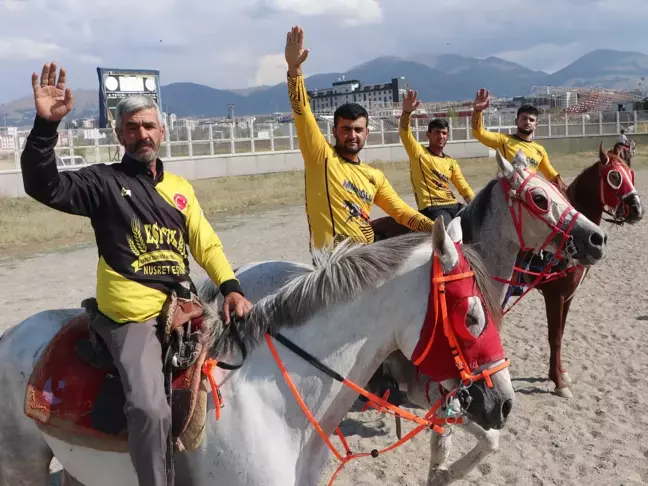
<box><xmin>285</xmin><ymin>25</ymin><xmax>310</xmax><ymax>76</ymax></box>
<box><xmin>402</xmin><ymin>89</ymin><xmax>421</xmax><ymax>113</ymax></box>
<box><xmin>32</xmin><ymin>62</ymin><xmax>73</xmax><ymax>122</ymax></box>
<box><xmin>473</xmin><ymin>88</ymin><xmax>490</xmax><ymax>112</ymax></box>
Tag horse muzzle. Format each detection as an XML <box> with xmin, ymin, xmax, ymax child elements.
<box><xmin>623</xmin><ymin>193</ymin><xmax>644</xmax><ymax>224</ymax></box>
<box><xmin>461</xmin><ymin>381</ymin><xmax>514</xmax><ymax>430</ymax></box>
<box><xmin>568</xmin><ymin>223</ymin><xmax>607</xmax><ymax>265</ymax></box>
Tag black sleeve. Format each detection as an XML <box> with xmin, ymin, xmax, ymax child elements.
<box><xmin>20</xmin><ymin>116</ymin><xmax>105</xmax><ymax>217</ymax></box>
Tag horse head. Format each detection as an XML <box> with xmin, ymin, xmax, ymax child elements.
<box><xmin>496</xmin><ymin>149</ymin><xmax>607</xmax><ymax>266</ymax></box>
<box><xmin>598</xmin><ymin>142</ymin><xmax>643</xmax><ymax>224</ymax></box>
<box><xmin>403</xmin><ymin>217</ymin><xmax>514</xmax><ymax>430</ymax></box>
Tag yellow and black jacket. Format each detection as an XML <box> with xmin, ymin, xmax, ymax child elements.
<box><xmin>288</xmin><ymin>73</ymin><xmax>434</xmax><ymax>250</ymax></box>
<box><xmin>21</xmin><ymin>116</ymin><xmax>242</xmax><ymax>324</ymax></box>
<box><xmin>399</xmin><ymin>111</ymin><xmax>474</xmax><ymax>211</ymax></box>
<box><xmin>471</xmin><ymin>111</ymin><xmax>558</xmax><ymax>181</ymax></box>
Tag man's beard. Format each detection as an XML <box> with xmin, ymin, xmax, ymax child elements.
<box><xmin>336</xmin><ymin>140</ymin><xmax>363</xmax><ymax>156</ymax></box>
<box><xmin>518</xmin><ymin>127</ymin><xmax>533</xmax><ymax>136</ymax></box>
<box><xmin>126</xmin><ymin>140</ymin><xmax>159</xmax><ymax>163</ymax></box>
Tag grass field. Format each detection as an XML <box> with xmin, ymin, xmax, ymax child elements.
<box><xmin>1</xmin><ymin>151</ymin><xmax>645</xmax><ymax>258</ymax></box>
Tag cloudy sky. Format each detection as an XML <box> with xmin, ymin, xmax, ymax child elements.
<box><xmin>1</xmin><ymin>0</ymin><xmax>647</xmax><ymax>103</ymax></box>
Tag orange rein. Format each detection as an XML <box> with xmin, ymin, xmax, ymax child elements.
<box><xmin>201</xmin><ymin>253</ymin><xmax>510</xmax><ymax>485</ymax></box>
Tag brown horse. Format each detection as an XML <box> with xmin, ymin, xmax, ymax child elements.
<box><xmin>370</xmin><ymin>142</ymin><xmax>643</xmax><ymax>398</ymax></box>
<box><xmin>527</xmin><ymin>142</ymin><xmax>642</xmax><ymax>396</ymax></box>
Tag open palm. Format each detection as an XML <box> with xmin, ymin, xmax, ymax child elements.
<box><xmin>473</xmin><ymin>88</ymin><xmax>490</xmax><ymax>112</ymax></box>
<box><xmin>403</xmin><ymin>89</ymin><xmax>421</xmax><ymax>113</ymax></box>
<box><xmin>285</xmin><ymin>25</ymin><xmax>309</xmax><ymax>71</ymax></box>
<box><xmin>32</xmin><ymin>63</ymin><xmax>73</xmax><ymax>122</ymax></box>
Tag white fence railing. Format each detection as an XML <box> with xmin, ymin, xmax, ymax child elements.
<box><xmin>1</xmin><ymin>110</ymin><xmax>646</xmax><ymax>173</ymax></box>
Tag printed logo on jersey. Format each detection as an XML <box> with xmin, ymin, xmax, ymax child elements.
<box><xmin>527</xmin><ymin>157</ymin><xmax>539</xmax><ymax>168</ymax></box>
<box><xmin>127</xmin><ymin>217</ymin><xmax>188</xmax><ymax>275</ymax></box>
<box><xmin>173</xmin><ymin>193</ymin><xmax>188</xmax><ymax>211</ymax></box>
<box><xmin>344</xmin><ymin>200</ymin><xmax>370</xmax><ymax>223</ymax></box>
<box><xmin>343</xmin><ymin>179</ymin><xmax>373</xmax><ymax>204</ymax></box>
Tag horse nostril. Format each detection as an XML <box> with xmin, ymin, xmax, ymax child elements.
<box><xmin>589</xmin><ymin>231</ymin><xmax>604</xmax><ymax>248</ymax></box>
<box><xmin>502</xmin><ymin>399</ymin><xmax>513</xmax><ymax>420</ymax></box>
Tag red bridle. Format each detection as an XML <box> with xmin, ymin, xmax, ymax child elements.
<box><xmin>493</xmin><ymin>170</ymin><xmax>580</xmax><ymax>313</ymax></box>
<box><xmin>412</xmin><ymin>245</ymin><xmax>509</xmax><ymax>387</ymax></box>
<box><xmin>599</xmin><ymin>156</ymin><xmax>637</xmax><ymax>223</ymax></box>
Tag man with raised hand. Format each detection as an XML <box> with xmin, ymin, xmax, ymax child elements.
<box><xmin>472</xmin><ymin>88</ymin><xmax>568</xmax><ymax>194</ymax></box>
<box><xmin>399</xmin><ymin>89</ymin><xmax>474</xmax><ymax>225</ymax></box>
<box><xmin>284</xmin><ymin>25</ymin><xmax>434</xmax><ymax>252</ymax></box>
<box><xmin>21</xmin><ymin>62</ymin><xmax>252</xmax><ymax>486</ymax></box>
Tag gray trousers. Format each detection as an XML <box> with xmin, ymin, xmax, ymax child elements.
<box><xmin>90</xmin><ymin>312</ymin><xmax>171</xmax><ymax>486</ymax></box>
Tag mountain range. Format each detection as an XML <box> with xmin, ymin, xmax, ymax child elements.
<box><xmin>2</xmin><ymin>49</ymin><xmax>648</xmax><ymax>125</ymax></box>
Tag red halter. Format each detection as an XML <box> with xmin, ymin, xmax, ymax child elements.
<box><xmin>492</xmin><ymin>170</ymin><xmax>580</xmax><ymax>313</ymax></box>
<box><xmin>412</xmin><ymin>243</ymin><xmax>509</xmax><ymax>386</ymax></box>
<box><xmin>599</xmin><ymin>156</ymin><xmax>637</xmax><ymax>222</ymax></box>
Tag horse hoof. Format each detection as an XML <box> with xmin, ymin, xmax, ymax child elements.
<box><xmin>561</xmin><ymin>372</ymin><xmax>572</xmax><ymax>384</ymax></box>
<box><xmin>427</xmin><ymin>468</ymin><xmax>451</xmax><ymax>486</ymax></box>
<box><xmin>554</xmin><ymin>387</ymin><xmax>573</xmax><ymax>399</ymax></box>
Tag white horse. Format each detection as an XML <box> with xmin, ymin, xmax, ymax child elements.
<box><xmin>380</xmin><ymin>150</ymin><xmax>608</xmax><ymax>484</ymax></box>
<box><xmin>225</xmin><ymin>150</ymin><xmax>610</xmax><ymax>485</ymax></box>
<box><xmin>0</xmin><ymin>219</ymin><xmax>514</xmax><ymax>486</ymax></box>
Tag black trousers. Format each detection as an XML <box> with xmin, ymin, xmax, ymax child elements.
<box><xmin>420</xmin><ymin>203</ymin><xmax>463</xmax><ymax>226</ymax></box>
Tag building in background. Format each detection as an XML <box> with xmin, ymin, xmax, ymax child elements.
<box><xmin>308</xmin><ymin>76</ymin><xmax>409</xmax><ymax>114</ymax></box>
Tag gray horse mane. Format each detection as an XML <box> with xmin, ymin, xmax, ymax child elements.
<box><xmin>458</xmin><ymin>178</ymin><xmax>500</xmax><ymax>245</ymax></box>
<box><xmin>199</xmin><ymin>232</ymin><xmax>430</xmax><ymax>356</ymax></box>
<box><xmin>198</xmin><ymin>231</ymin><xmax>502</xmax><ymax>359</ymax></box>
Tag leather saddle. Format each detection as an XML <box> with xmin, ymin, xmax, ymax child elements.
<box><xmin>24</xmin><ymin>291</ymin><xmax>213</xmax><ymax>453</ymax></box>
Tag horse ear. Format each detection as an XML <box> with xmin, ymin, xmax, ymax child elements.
<box><xmin>512</xmin><ymin>149</ymin><xmax>529</xmax><ymax>169</ymax></box>
<box><xmin>495</xmin><ymin>150</ymin><xmax>515</xmax><ymax>179</ymax></box>
<box><xmin>599</xmin><ymin>142</ymin><xmax>609</xmax><ymax>165</ymax></box>
<box><xmin>447</xmin><ymin>216</ymin><xmax>463</xmax><ymax>243</ymax></box>
<box><xmin>432</xmin><ymin>216</ymin><xmax>459</xmax><ymax>272</ymax></box>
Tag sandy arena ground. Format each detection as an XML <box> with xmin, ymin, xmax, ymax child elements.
<box><xmin>1</xmin><ymin>170</ymin><xmax>647</xmax><ymax>486</ymax></box>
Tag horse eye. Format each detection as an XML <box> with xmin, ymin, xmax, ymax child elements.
<box><xmin>608</xmin><ymin>171</ymin><xmax>622</xmax><ymax>189</ymax></box>
<box><xmin>532</xmin><ymin>193</ymin><xmax>548</xmax><ymax>211</ymax></box>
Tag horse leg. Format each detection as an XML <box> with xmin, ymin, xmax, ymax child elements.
<box><xmin>543</xmin><ymin>291</ymin><xmax>572</xmax><ymax>398</ymax></box>
<box><xmin>426</xmin><ymin>422</ymin><xmax>500</xmax><ymax>486</ymax></box>
<box><xmin>559</xmin><ymin>295</ymin><xmax>575</xmax><ymax>386</ymax></box>
<box><xmin>426</xmin><ymin>429</ymin><xmax>453</xmax><ymax>486</ymax></box>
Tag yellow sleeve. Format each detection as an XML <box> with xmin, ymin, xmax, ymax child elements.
<box><xmin>399</xmin><ymin>111</ymin><xmax>425</xmax><ymax>161</ymax></box>
<box><xmin>185</xmin><ymin>186</ymin><xmax>242</xmax><ymax>296</ymax></box>
<box><xmin>287</xmin><ymin>73</ymin><xmax>330</xmax><ymax>166</ymax></box>
<box><xmin>537</xmin><ymin>146</ymin><xmax>558</xmax><ymax>181</ymax></box>
<box><xmin>450</xmin><ymin>160</ymin><xmax>475</xmax><ymax>202</ymax></box>
<box><xmin>471</xmin><ymin>111</ymin><xmax>507</xmax><ymax>150</ymax></box>
<box><xmin>374</xmin><ymin>174</ymin><xmax>434</xmax><ymax>232</ymax></box>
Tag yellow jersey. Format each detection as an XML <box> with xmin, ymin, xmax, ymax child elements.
<box><xmin>471</xmin><ymin>111</ymin><xmax>558</xmax><ymax>181</ymax></box>
<box><xmin>288</xmin><ymin>74</ymin><xmax>434</xmax><ymax>250</ymax></box>
<box><xmin>399</xmin><ymin>112</ymin><xmax>474</xmax><ymax>211</ymax></box>
<box><xmin>21</xmin><ymin>116</ymin><xmax>242</xmax><ymax>324</ymax></box>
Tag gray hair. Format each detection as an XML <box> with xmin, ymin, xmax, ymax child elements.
<box><xmin>114</xmin><ymin>95</ymin><xmax>165</xmax><ymax>132</ymax></box>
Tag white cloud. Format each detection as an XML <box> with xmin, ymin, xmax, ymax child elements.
<box><xmin>494</xmin><ymin>43</ymin><xmax>589</xmax><ymax>73</ymax></box>
<box><xmin>0</xmin><ymin>37</ymin><xmax>101</xmax><ymax>64</ymax></box>
<box><xmin>263</xmin><ymin>0</ymin><xmax>383</xmax><ymax>25</ymax></box>
<box><xmin>254</xmin><ymin>53</ymin><xmax>288</xmax><ymax>86</ymax></box>
<box><xmin>1</xmin><ymin>0</ymin><xmax>647</xmax><ymax>103</ymax></box>
<box><xmin>0</xmin><ymin>38</ymin><xmax>62</xmax><ymax>60</ymax></box>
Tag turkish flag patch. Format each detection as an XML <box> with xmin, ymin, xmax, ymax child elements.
<box><xmin>173</xmin><ymin>193</ymin><xmax>188</xmax><ymax>211</ymax></box>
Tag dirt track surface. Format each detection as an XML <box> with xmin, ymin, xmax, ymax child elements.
<box><xmin>1</xmin><ymin>172</ymin><xmax>647</xmax><ymax>486</ymax></box>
